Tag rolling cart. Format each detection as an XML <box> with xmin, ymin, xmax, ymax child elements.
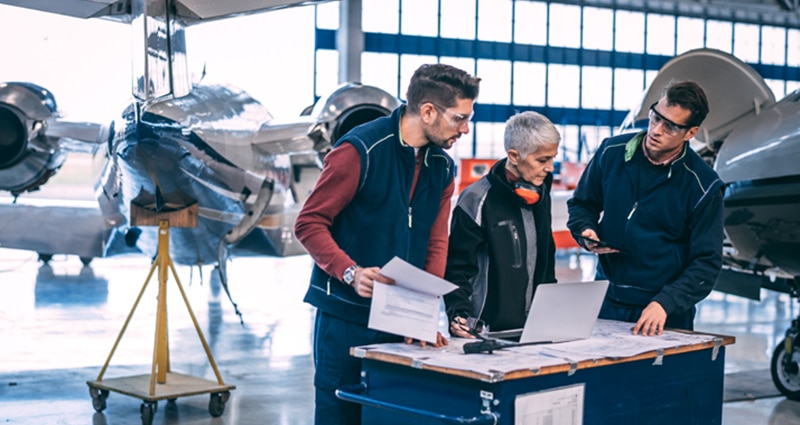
<box><xmin>87</xmin><ymin>203</ymin><xmax>235</xmax><ymax>425</ymax></box>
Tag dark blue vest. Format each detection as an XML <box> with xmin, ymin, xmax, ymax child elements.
<box><xmin>303</xmin><ymin>106</ymin><xmax>455</xmax><ymax>324</ymax></box>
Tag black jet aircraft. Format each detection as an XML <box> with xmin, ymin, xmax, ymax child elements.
<box><xmin>620</xmin><ymin>47</ymin><xmax>800</xmax><ymax>400</ymax></box>
<box><xmin>0</xmin><ymin>0</ymin><xmax>400</xmax><ymax>310</ymax></box>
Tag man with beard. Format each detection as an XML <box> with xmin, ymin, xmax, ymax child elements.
<box><xmin>294</xmin><ymin>63</ymin><xmax>481</xmax><ymax>425</ymax></box>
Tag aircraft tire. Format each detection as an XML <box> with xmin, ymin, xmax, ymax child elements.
<box><xmin>771</xmin><ymin>339</ymin><xmax>800</xmax><ymax>401</ymax></box>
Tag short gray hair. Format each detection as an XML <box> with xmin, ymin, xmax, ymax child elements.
<box><xmin>504</xmin><ymin>111</ymin><xmax>561</xmax><ymax>158</ymax></box>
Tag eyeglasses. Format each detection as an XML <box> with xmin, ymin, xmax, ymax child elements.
<box><xmin>648</xmin><ymin>103</ymin><xmax>695</xmax><ymax>135</ymax></box>
<box><xmin>431</xmin><ymin>103</ymin><xmax>474</xmax><ymax>129</ymax></box>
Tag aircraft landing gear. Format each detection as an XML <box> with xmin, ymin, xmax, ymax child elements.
<box><xmin>771</xmin><ymin>278</ymin><xmax>800</xmax><ymax>401</ymax></box>
<box><xmin>771</xmin><ymin>334</ymin><xmax>800</xmax><ymax>400</ymax></box>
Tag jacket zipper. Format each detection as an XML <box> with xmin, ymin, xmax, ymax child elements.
<box><xmin>627</xmin><ymin>201</ymin><xmax>638</xmax><ymax>220</ymax></box>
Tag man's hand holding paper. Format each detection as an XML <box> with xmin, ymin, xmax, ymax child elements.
<box><xmin>350</xmin><ymin>266</ymin><xmax>395</xmax><ymax>298</ymax></box>
<box><xmin>368</xmin><ymin>257</ymin><xmax>458</xmax><ymax>345</ymax></box>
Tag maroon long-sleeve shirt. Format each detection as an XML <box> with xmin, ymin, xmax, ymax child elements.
<box><xmin>294</xmin><ymin>143</ymin><xmax>454</xmax><ymax>282</ymax></box>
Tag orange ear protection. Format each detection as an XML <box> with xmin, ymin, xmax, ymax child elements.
<box><xmin>513</xmin><ymin>181</ymin><xmax>542</xmax><ymax>205</ymax></box>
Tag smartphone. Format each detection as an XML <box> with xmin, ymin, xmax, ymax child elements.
<box><xmin>577</xmin><ymin>235</ymin><xmax>628</xmax><ymax>253</ymax></box>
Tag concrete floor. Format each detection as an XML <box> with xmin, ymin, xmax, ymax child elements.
<box><xmin>1</xmin><ymin>247</ymin><xmax>799</xmax><ymax>424</ymax></box>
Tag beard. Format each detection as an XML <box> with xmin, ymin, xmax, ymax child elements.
<box><xmin>424</xmin><ymin>125</ymin><xmax>459</xmax><ymax>150</ymax></box>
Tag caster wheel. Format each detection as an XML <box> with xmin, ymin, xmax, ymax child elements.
<box><xmin>140</xmin><ymin>401</ymin><xmax>157</xmax><ymax>425</ymax></box>
<box><xmin>79</xmin><ymin>256</ymin><xmax>93</xmax><ymax>266</ymax></box>
<box><xmin>89</xmin><ymin>388</ymin><xmax>109</xmax><ymax>412</ymax></box>
<box><xmin>771</xmin><ymin>338</ymin><xmax>800</xmax><ymax>401</ymax></box>
<box><xmin>209</xmin><ymin>391</ymin><xmax>230</xmax><ymax>417</ymax></box>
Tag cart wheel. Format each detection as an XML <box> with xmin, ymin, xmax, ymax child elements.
<box><xmin>140</xmin><ymin>401</ymin><xmax>157</xmax><ymax>425</ymax></box>
<box><xmin>771</xmin><ymin>338</ymin><xmax>800</xmax><ymax>401</ymax></box>
<box><xmin>89</xmin><ymin>388</ymin><xmax>109</xmax><ymax>412</ymax></box>
<box><xmin>208</xmin><ymin>391</ymin><xmax>230</xmax><ymax>417</ymax></box>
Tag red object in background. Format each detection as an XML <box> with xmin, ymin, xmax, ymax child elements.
<box><xmin>456</xmin><ymin>158</ymin><xmax>497</xmax><ymax>194</ymax></box>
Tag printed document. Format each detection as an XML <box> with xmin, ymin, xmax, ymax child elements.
<box><xmin>368</xmin><ymin>256</ymin><xmax>457</xmax><ymax>343</ymax></box>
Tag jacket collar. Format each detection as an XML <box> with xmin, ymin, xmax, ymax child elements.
<box><xmin>624</xmin><ymin>130</ymin><xmax>688</xmax><ymax>165</ymax></box>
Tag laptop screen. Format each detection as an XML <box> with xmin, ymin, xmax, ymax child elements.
<box><xmin>488</xmin><ymin>280</ymin><xmax>609</xmax><ymax>344</ymax></box>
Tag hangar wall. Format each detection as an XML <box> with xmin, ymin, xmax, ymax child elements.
<box><xmin>310</xmin><ymin>0</ymin><xmax>800</xmax><ymax>164</ymax></box>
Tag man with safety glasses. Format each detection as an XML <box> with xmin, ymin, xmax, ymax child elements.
<box><xmin>295</xmin><ymin>63</ymin><xmax>481</xmax><ymax>425</ymax></box>
<box><xmin>567</xmin><ymin>80</ymin><xmax>724</xmax><ymax>337</ymax></box>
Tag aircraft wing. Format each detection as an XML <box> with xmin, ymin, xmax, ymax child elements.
<box><xmin>0</xmin><ymin>197</ymin><xmax>110</xmax><ymax>260</ymax></box>
<box><xmin>619</xmin><ymin>48</ymin><xmax>775</xmax><ymax>147</ymax></box>
<box><xmin>0</xmin><ymin>0</ymin><xmax>330</xmax><ymax>23</ymax></box>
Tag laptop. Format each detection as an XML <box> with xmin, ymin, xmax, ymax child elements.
<box><xmin>488</xmin><ymin>280</ymin><xmax>609</xmax><ymax>344</ymax></box>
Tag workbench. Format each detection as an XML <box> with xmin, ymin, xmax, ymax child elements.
<box><xmin>336</xmin><ymin>319</ymin><xmax>735</xmax><ymax>425</ymax></box>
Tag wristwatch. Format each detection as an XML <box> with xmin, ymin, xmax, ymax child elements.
<box><xmin>342</xmin><ymin>264</ymin><xmax>359</xmax><ymax>286</ymax></box>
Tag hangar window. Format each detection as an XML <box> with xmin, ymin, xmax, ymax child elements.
<box><xmin>478</xmin><ymin>0</ymin><xmax>512</xmax><ymax>42</ymax></box>
<box><xmin>646</xmin><ymin>14</ymin><xmax>675</xmax><ymax>56</ymax></box>
<box><xmin>583</xmin><ymin>7</ymin><xmax>614</xmax><ymax>51</ymax></box>
<box><xmin>734</xmin><ymin>23</ymin><xmax>760</xmax><ymax>63</ymax></box>
<box><xmin>613</xmin><ymin>68</ymin><xmax>645</xmax><ymax>110</ymax></box>
<box><xmin>549</xmin><ymin>3</ymin><xmax>581</xmax><ymax>48</ymax></box>
<box><xmin>761</xmin><ymin>26</ymin><xmax>786</xmax><ymax>66</ymax></box>
<box><xmin>547</xmin><ymin>64</ymin><xmax>580</xmax><ymax>108</ymax></box>
<box><xmin>363</xmin><ymin>0</ymin><xmax>399</xmax><ymax>34</ymax></box>
<box><xmin>706</xmin><ymin>20</ymin><xmax>733</xmax><ymax>53</ymax></box>
<box><xmin>615</xmin><ymin>10</ymin><xmax>645</xmax><ymax>53</ymax></box>
<box><xmin>765</xmin><ymin>79</ymin><xmax>787</xmax><ymax>98</ymax></box>
<box><xmin>513</xmin><ymin>1</ymin><xmax>547</xmax><ymax>45</ymax></box>
<box><xmin>787</xmin><ymin>29</ymin><xmax>800</xmax><ymax>67</ymax></box>
<box><xmin>315</xmin><ymin>1</ymin><xmax>338</xmax><ymax>29</ymax></box>
<box><xmin>441</xmin><ymin>0</ymin><xmax>476</xmax><ymax>40</ymax></box>
<box><xmin>400</xmin><ymin>0</ymin><xmax>438</xmax><ymax>37</ymax></box>
<box><xmin>559</xmin><ymin>124</ymin><xmax>582</xmax><ymax>163</ymax></box>
<box><xmin>581</xmin><ymin>67</ymin><xmax>612</xmax><ymax>109</ymax></box>
<box><xmin>512</xmin><ymin>62</ymin><xmax>547</xmax><ymax>106</ymax></box>
<box><xmin>645</xmin><ymin>70</ymin><xmax>659</xmax><ymax>93</ymax></box>
<box><xmin>676</xmin><ymin>17</ymin><xmax>705</xmax><ymax>54</ymax></box>
<box><xmin>579</xmin><ymin>125</ymin><xmax>611</xmax><ymax>158</ymax></box>
<box><xmin>477</xmin><ymin>60</ymin><xmax>512</xmax><ymax>105</ymax></box>
<box><xmin>362</xmin><ymin>53</ymin><xmax>400</xmax><ymax>95</ymax></box>
<box><xmin>473</xmin><ymin>121</ymin><xmax>505</xmax><ymax>159</ymax></box>
<box><xmin>315</xmin><ymin>49</ymin><xmax>339</xmax><ymax>98</ymax></box>
<box><xmin>787</xmin><ymin>80</ymin><xmax>800</xmax><ymax>94</ymax></box>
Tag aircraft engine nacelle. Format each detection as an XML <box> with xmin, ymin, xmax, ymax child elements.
<box><xmin>0</xmin><ymin>82</ymin><xmax>65</xmax><ymax>197</ymax></box>
<box><xmin>288</xmin><ymin>83</ymin><xmax>401</xmax><ymax>206</ymax></box>
<box><xmin>307</xmin><ymin>82</ymin><xmax>402</xmax><ymax>154</ymax></box>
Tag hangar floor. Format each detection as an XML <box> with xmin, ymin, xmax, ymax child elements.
<box><xmin>1</xmin><ymin>247</ymin><xmax>799</xmax><ymax>425</ymax></box>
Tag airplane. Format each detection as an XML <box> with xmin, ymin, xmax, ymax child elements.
<box><xmin>0</xmin><ymin>0</ymin><xmax>401</xmax><ymax>318</ymax></box>
<box><xmin>619</xmin><ymin>47</ymin><xmax>800</xmax><ymax>400</ymax></box>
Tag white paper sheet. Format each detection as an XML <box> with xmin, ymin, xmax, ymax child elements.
<box><xmin>368</xmin><ymin>257</ymin><xmax>458</xmax><ymax>343</ymax></box>
<box><xmin>515</xmin><ymin>384</ymin><xmax>584</xmax><ymax>425</ymax></box>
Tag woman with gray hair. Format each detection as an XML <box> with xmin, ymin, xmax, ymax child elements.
<box><xmin>445</xmin><ymin>111</ymin><xmax>561</xmax><ymax>337</ymax></box>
